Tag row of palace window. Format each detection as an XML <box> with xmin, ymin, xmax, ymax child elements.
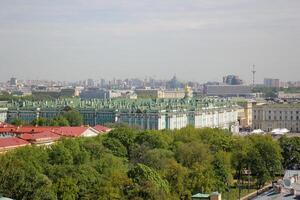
<box><xmin>254</xmin><ymin>115</ymin><xmax>300</xmax><ymax>120</ymax></box>
<box><xmin>254</xmin><ymin>110</ymin><xmax>300</xmax><ymax>115</ymax></box>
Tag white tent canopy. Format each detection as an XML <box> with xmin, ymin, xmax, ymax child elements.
<box><xmin>251</xmin><ymin>129</ymin><xmax>264</xmax><ymax>134</ymax></box>
<box><xmin>281</xmin><ymin>128</ymin><xmax>290</xmax><ymax>133</ymax></box>
<box><xmin>271</xmin><ymin>128</ymin><xmax>290</xmax><ymax>135</ymax></box>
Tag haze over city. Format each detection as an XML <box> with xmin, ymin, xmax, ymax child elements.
<box><xmin>1</xmin><ymin>0</ymin><xmax>300</xmax><ymax>83</ymax></box>
<box><xmin>2</xmin><ymin>1</ymin><xmax>300</xmax><ymax>200</ymax></box>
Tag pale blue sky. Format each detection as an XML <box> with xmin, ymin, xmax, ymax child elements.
<box><xmin>0</xmin><ymin>0</ymin><xmax>299</xmax><ymax>83</ymax></box>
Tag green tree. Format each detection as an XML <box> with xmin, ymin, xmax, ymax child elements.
<box><xmin>102</xmin><ymin>137</ymin><xmax>128</xmax><ymax>157</ymax></box>
<box><xmin>213</xmin><ymin>151</ymin><xmax>233</xmax><ymax>192</ymax></box>
<box><xmin>127</xmin><ymin>163</ymin><xmax>170</xmax><ymax>200</ymax></box>
<box><xmin>135</xmin><ymin>130</ymin><xmax>172</xmax><ymax>149</ymax></box>
<box><xmin>31</xmin><ymin>116</ymin><xmax>70</xmax><ymax>127</ymax></box>
<box><xmin>142</xmin><ymin>148</ymin><xmax>174</xmax><ymax>170</ymax></box>
<box><xmin>247</xmin><ymin>135</ymin><xmax>282</xmax><ymax>188</ymax></box>
<box><xmin>75</xmin><ymin>165</ymin><xmax>101</xmax><ymax>199</ymax></box>
<box><xmin>55</xmin><ymin>177</ymin><xmax>79</xmax><ymax>200</ymax></box>
<box><xmin>93</xmin><ymin>154</ymin><xmax>131</xmax><ymax>199</ymax></box>
<box><xmin>231</xmin><ymin>137</ymin><xmax>250</xmax><ymax>185</ymax></box>
<box><xmin>0</xmin><ymin>155</ymin><xmax>50</xmax><ymax>200</ymax></box>
<box><xmin>48</xmin><ymin>143</ymin><xmax>73</xmax><ymax>165</ymax></box>
<box><xmin>107</xmin><ymin>127</ymin><xmax>138</xmax><ymax>158</ymax></box>
<box><xmin>175</xmin><ymin>141</ymin><xmax>212</xmax><ymax>168</ymax></box>
<box><xmin>0</xmin><ymin>126</ymin><xmax>289</xmax><ymax>199</ymax></box>
<box><xmin>252</xmin><ymin>86</ymin><xmax>278</xmax><ymax>98</ymax></box>
<box><xmin>51</xmin><ymin>115</ymin><xmax>70</xmax><ymax>126</ymax></box>
<box><xmin>189</xmin><ymin>162</ymin><xmax>217</xmax><ymax>195</ymax></box>
<box><xmin>58</xmin><ymin>138</ymin><xmax>90</xmax><ymax>165</ymax></box>
<box><xmin>81</xmin><ymin>136</ymin><xmax>107</xmax><ymax>159</ymax></box>
<box><xmin>31</xmin><ymin>117</ymin><xmax>50</xmax><ymax>126</ymax></box>
<box><xmin>61</xmin><ymin>109</ymin><xmax>83</xmax><ymax>126</ymax></box>
<box><xmin>279</xmin><ymin>136</ymin><xmax>300</xmax><ymax>169</ymax></box>
<box><xmin>12</xmin><ymin>146</ymin><xmax>49</xmax><ymax>173</ymax></box>
<box><xmin>10</xmin><ymin>118</ymin><xmax>27</xmax><ymax>126</ymax></box>
<box><xmin>162</xmin><ymin>160</ymin><xmax>189</xmax><ymax>199</ymax></box>
<box><xmin>198</xmin><ymin>128</ymin><xmax>233</xmax><ymax>152</ymax></box>
<box><xmin>33</xmin><ymin>184</ymin><xmax>57</xmax><ymax>200</ymax></box>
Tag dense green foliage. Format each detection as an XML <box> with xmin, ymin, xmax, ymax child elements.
<box><xmin>10</xmin><ymin>118</ymin><xmax>28</xmax><ymax>126</ymax></box>
<box><xmin>0</xmin><ymin>126</ymin><xmax>285</xmax><ymax>200</ymax></box>
<box><xmin>31</xmin><ymin>116</ymin><xmax>70</xmax><ymax>127</ymax></box>
<box><xmin>11</xmin><ymin>109</ymin><xmax>82</xmax><ymax>127</ymax></box>
<box><xmin>279</xmin><ymin>136</ymin><xmax>300</xmax><ymax>170</ymax></box>
<box><xmin>9</xmin><ymin>105</ymin><xmax>83</xmax><ymax>127</ymax></box>
<box><xmin>252</xmin><ymin>86</ymin><xmax>300</xmax><ymax>98</ymax></box>
<box><xmin>252</xmin><ymin>87</ymin><xmax>278</xmax><ymax>98</ymax></box>
<box><xmin>60</xmin><ymin>110</ymin><xmax>83</xmax><ymax>126</ymax></box>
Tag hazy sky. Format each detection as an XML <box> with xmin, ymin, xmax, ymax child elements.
<box><xmin>0</xmin><ymin>0</ymin><xmax>300</xmax><ymax>83</ymax></box>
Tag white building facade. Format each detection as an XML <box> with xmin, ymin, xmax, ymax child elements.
<box><xmin>253</xmin><ymin>103</ymin><xmax>300</xmax><ymax>132</ymax></box>
<box><xmin>117</xmin><ymin>107</ymin><xmax>239</xmax><ymax>132</ymax></box>
<box><xmin>0</xmin><ymin>108</ymin><xmax>7</xmax><ymax>122</ymax></box>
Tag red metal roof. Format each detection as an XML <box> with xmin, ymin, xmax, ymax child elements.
<box><xmin>0</xmin><ymin>137</ymin><xmax>30</xmax><ymax>149</ymax></box>
<box><xmin>20</xmin><ymin>131</ymin><xmax>61</xmax><ymax>141</ymax></box>
<box><xmin>14</xmin><ymin>126</ymin><xmax>54</xmax><ymax>134</ymax></box>
<box><xmin>0</xmin><ymin>127</ymin><xmax>17</xmax><ymax>133</ymax></box>
<box><xmin>93</xmin><ymin>125</ymin><xmax>111</xmax><ymax>133</ymax></box>
<box><xmin>0</xmin><ymin>122</ymin><xmax>15</xmax><ymax>128</ymax></box>
<box><xmin>0</xmin><ymin>126</ymin><xmax>100</xmax><ymax>138</ymax></box>
<box><xmin>19</xmin><ymin>133</ymin><xmax>33</xmax><ymax>140</ymax></box>
<box><xmin>0</xmin><ymin>126</ymin><xmax>55</xmax><ymax>134</ymax></box>
<box><xmin>53</xmin><ymin>127</ymin><xmax>89</xmax><ymax>137</ymax></box>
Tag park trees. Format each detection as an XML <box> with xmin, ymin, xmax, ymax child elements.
<box><xmin>213</xmin><ymin>151</ymin><xmax>233</xmax><ymax>192</ymax></box>
<box><xmin>127</xmin><ymin>163</ymin><xmax>170</xmax><ymax>200</ymax></box>
<box><xmin>0</xmin><ymin>126</ymin><xmax>286</xmax><ymax>199</ymax></box>
<box><xmin>10</xmin><ymin>118</ymin><xmax>27</xmax><ymax>126</ymax></box>
<box><xmin>175</xmin><ymin>141</ymin><xmax>212</xmax><ymax>168</ymax></box>
<box><xmin>247</xmin><ymin>135</ymin><xmax>282</xmax><ymax>188</ymax></box>
<box><xmin>279</xmin><ymin>136</ymin><xmax>300</xmax><ymax>169</ymax></box>
<box><xmin>29</xmin><ymin>107</ymin><xmax>82</xmax><ymax>127</ymax></box>
<box><xmin>231</xmin><ymin>137</ymin><xmax>251</xmax><ymax>185</ymax></box>
<box><xmin>61</xmin><ymin>109</ymin><xmax>83</xmax><ymax>126</ymax></box>
<box><xmin>50</xmin><ymin>115</ymin><xmax>70</xmax><ymax>126</ymax></box>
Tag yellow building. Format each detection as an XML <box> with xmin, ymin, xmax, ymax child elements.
<box><xmin>237</xmin><ymin>101</ymin><xmax>253</xmax><ymax>128</ymax></box>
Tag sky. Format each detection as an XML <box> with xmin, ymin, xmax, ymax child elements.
<box><xmin>0</xmin><ymin>0</ymin><xmax>299</xmax><ymax>84</ymax></box>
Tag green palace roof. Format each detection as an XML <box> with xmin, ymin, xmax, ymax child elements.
<box><xmin>1</xmin><ymin>97</ymin><xmax>239</xmax><ymax>112</ymax></box>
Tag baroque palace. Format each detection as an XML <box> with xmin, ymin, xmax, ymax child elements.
<box><xmin>1</xmin><ymin>97</ymin><xmax>240</xmax><ymax>132</ymax></box>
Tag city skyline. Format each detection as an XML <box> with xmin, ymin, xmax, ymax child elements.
<box><xmin>1</xmin><ymin>0</ymin><xmax>300</xmax><ymax>82</ymax></box>
<box><xmin>2</xmin><ymin>74</ymin><xmax>299</xmax><ymax>86</ymax></box>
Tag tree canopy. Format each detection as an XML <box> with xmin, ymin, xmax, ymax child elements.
<box><xmin>0</xmin><ymin>126</ymin><xmax>289</xmax><ymax>200</ymax></box>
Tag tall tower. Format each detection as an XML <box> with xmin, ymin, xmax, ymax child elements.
<box><xmin>251</xmin><ymin>65</ymin><xmax>256</xmax><ymax>88</ymax></box>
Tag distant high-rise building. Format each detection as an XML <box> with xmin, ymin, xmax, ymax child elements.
<box><xmin>87</xmin><ymin>79</ymin><xmax>95</xmax><ymax>87</ymax></box>
<box><xmin>264</xmin><ymin>78</ymin><xmax>280</xmax><ymax>88</ymax></box>
<box><xmin>223</xmin><ymin>75</ymin><xmax>243</xmax><ymax>85</ymax></box>
<box><xmin>80</xmin><ymin>88</ymin><xmax>110</xmax><ymax>99</ymax></box>
<box><xmin>100</xmin><ymin>79</ymin><xmax>106</xmax><ymax>88</ymax></box>
<box><xmin>204</xmin><ymin>85</ymin><xmax>252</xmax><ymax>97</ymax></box>
<box><xmin>9</xmin><ymin>77</ymin><xmax>17</xmax><ymax>86</ymax></box>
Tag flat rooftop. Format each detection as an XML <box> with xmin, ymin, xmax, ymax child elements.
<box><xmin>253</xmin><ymin>188</ymin><xmax>300</xmax><ymax>200</ymax></box>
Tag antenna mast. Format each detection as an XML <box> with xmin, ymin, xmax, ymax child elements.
<box><xmin>251</xmin><ymin>64</ymin><xmax>256</xmax><ymax>88</ymax></box>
